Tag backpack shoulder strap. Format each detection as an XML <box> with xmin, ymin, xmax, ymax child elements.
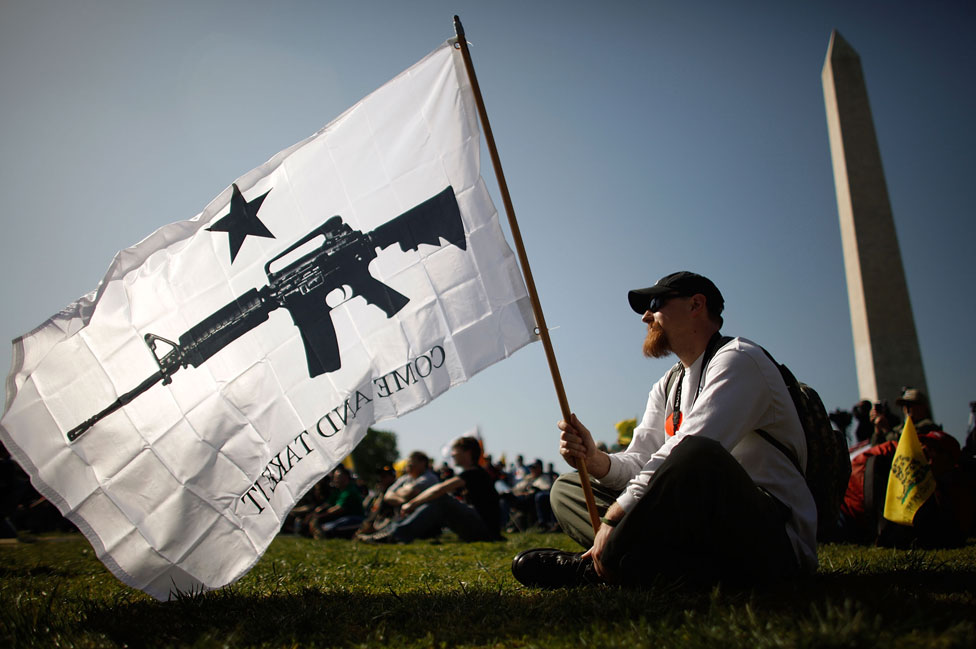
<box><xmin>664</xmin><ymin>362</ymin><xmax>683</xmax><ymax>399</ymax></box>
<box><xmin>705</xmin><ymin>334</ymin><xmax>734</xmax><ymax>368</ymax></box>
<box><xmin>752</xmin><ymin>344</ymin><xmax>804</xmax><ymax>474</ymax></box>
<box><xmin>756</xmin><ymin>428</ymin><xmax>803</xmax><ymax>474</ymax></box>
<box><xmin>663</xmin><ymin>333</ymin><xmax>733</xmax><ymax>396</ymax></box>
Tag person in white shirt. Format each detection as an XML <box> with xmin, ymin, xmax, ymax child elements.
<box><xmin>512</xmin><ymin>271</ymin><xmax>817</xmax><ymax>588</ymax></box>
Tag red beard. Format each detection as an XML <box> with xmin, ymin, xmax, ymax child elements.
<box><xmin>643</xmin><ymin>322</ymin><xmax>672</xmax><ymax>359</ymax></box>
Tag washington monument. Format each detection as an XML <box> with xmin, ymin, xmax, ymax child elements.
<box><xmin>821</xmin><ymin>30</ymin><xmax>928</xmax><ymax>407</ymax></box>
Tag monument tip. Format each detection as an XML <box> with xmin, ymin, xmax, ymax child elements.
<box><xmin>826</xmin><ymin>29</ymin><xmax>859</xmax><ymax>62</ymax></box>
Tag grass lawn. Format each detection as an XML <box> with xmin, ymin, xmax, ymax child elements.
<box><xmin>2</xmin><ymin>532</ymin><xmax>974</xmax><ymax>648</ymax></box>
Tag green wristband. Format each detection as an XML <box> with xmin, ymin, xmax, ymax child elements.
<box><xmin>599</xmin><ymin>516</ymin><xmax>619</xmax><ymax>528</ymax></box>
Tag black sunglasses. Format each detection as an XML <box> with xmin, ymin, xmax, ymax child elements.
<box><xmin>647</xmin><ymin>293</ymin><xmax>682</xmax><ymax>313</ymax></box>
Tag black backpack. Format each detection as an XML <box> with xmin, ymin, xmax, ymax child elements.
<box><xmin>665</xmin><ymin>337</ymin><xmax>851</xmax><ymax>541</ymax></box>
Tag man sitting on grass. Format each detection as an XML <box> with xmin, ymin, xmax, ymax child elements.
<box><xmin>512</xmin><ymin>272</ymin><xmax>817</xmax><ymax>587</ymax></box>
<box><xmin>356</xmin><ymin>451</ymin><xmax>439</xmax><ymax>537</ymax></box>
<box><xmin>383</xmin><ymin>451</ymin><xmax>440</xmax><ymax>512</ymax></box>
<box><xmin>306</xmin><ymin>465</ymin><xmax>365</xmax><ymax>539</ymax></box>
<box><xmin>358</xmin><ymin>436</ymin><xmax>502</xmax><ymax>544</ymax></box>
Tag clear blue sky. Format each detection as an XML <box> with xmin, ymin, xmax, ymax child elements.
<box><xmin>2</xmin><ymin>1</ymin><xmax>974</xmax><ymax>471</ymax></box>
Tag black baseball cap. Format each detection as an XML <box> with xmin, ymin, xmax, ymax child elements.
<box><xmin>627</xmin><ymin>271</ymin><xmax>725</xmax><ymax>315</ymax></box>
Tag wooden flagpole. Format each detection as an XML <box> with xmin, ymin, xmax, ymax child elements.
<box><xmin>452</xmin><ymin>16</ymin><xmax>601</xmax><ymax>534</ymax></box>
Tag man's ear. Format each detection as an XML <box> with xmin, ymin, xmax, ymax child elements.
<box><xmin>689</xmin><ymin>293</ymin><xmax>706</xmax><ymax>315</ymax></box>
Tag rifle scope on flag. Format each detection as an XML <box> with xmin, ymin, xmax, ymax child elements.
<box><xmin>883</xmin><ymin>416</ymin><xmax>937</xmax><ymax>526</ymax></box>
<box><xmin>1</xmin><ymin>36</ymin><xmax>536</xmax><ymax>600</ymax></box>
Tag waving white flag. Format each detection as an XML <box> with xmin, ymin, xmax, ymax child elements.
<box><xmin>1</xmin><ymin>39</ymin><xmax>536</xmax><ymax>600</ymax></box>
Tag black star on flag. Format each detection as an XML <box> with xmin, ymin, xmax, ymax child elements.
<box><xmin>206</xmin><ymin>184</ymin><xmax>275</xmax><ymax>263</ymax></box>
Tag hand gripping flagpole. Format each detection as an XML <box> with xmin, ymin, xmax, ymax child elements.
<box><xmin>453</xmin><ymin>16</ymin><xmax>601</xmax><ymax>534</ymax></box>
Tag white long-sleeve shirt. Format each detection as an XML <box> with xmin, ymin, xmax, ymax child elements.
<box><xmin>599</xmin><ymin>337</ymin><xmax>818</xmax><ymax>572</ymax></box>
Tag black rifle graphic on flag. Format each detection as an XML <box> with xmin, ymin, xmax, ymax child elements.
<box><xmin>67</xmin><ymin>186</ymin><xmax>466</xmax><ymax>442</ymax></box>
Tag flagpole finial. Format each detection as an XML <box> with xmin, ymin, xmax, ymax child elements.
<box><xmin>454</xmin><ymin>15</ymin><xmax>465</xmax><ymax>38</ymax></box>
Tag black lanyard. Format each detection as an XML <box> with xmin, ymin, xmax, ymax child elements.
<box><xmin>671</xmin><ymin>333</ymin><xmax>729</xmax><ymax>433</ymax></box>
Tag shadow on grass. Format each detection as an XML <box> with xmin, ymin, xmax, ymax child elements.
<box><xmin>80</xmin><ymin>588</ymin><xmax>650</xmax><ymax>647</ymax></box>
<box><xmin>73</xmin><ymin>568</ymin><xmax>976</xmax><ymax>648</ymax></box>
<box><xmin>806</xmin><ymin>568</ymin><xmax>976</xmax><ymax>626</ymax></box>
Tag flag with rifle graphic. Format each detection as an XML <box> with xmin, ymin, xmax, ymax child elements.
<box><xmin>0</xmin><ymin>39</ymin><xmax>536</xmax><ymax>600</ymax></box>
<box><xmin>883</xmin><ymin>416</ymin><xmax>937</xmax><ymax>525</ymax></box>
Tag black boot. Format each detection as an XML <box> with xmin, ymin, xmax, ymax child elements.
<box><xmin>511</xmin><ymin>548</ymin><xmax>600</xmax><ymax>588</ymax></box>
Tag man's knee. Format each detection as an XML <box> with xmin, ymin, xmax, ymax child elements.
<box><xmin>661</xmin><ymin>435</ymin><xmax>735</xmax><ymax>480</ymax></box>
<box><xmin>549</xmin><ymin>472</ymin><xmax>582</xmax><ymax>520</ymax></box>
<box><xmin>671</xmin><ymin>434</ymin><xmax>724</xmax><ymax>458</ymax></box>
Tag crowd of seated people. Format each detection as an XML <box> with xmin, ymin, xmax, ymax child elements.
<box><xmin>1</xmin><ymin>429</ymin><xmax>564</xmax><ymax>544</ymax></box>
<box><xmin>356</xmin><ymin>436</ymin><xmax>504</xmax><ymax>544</ymax></box>
<box><xmin>497</xmin><ymin>458</ymin><xmax>558</xmax><ymax>532</ymax></box>
<box><xmin>284</xmin><ymin>441</ymin><xmax>562</xmax><ymax>543</ymax></box>
<box><xmin>7</xmin><ymin>400</ymin><xmax>974</xmax><ymax>550</ymax></box>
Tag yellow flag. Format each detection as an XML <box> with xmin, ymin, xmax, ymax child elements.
<box><xmin>883</xmin><ymin>416</ymin><xmax>936</xmax><ymax>525</ymax></box>
<box><xmin>615</xmin><ymin>418</ymin><xmax>637</xmax><ymax>447</ymax></box>
<box><xmin>392</xmin><ymin>458</ymin><xmax>408</xmax><ymax>476</ymax></box>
